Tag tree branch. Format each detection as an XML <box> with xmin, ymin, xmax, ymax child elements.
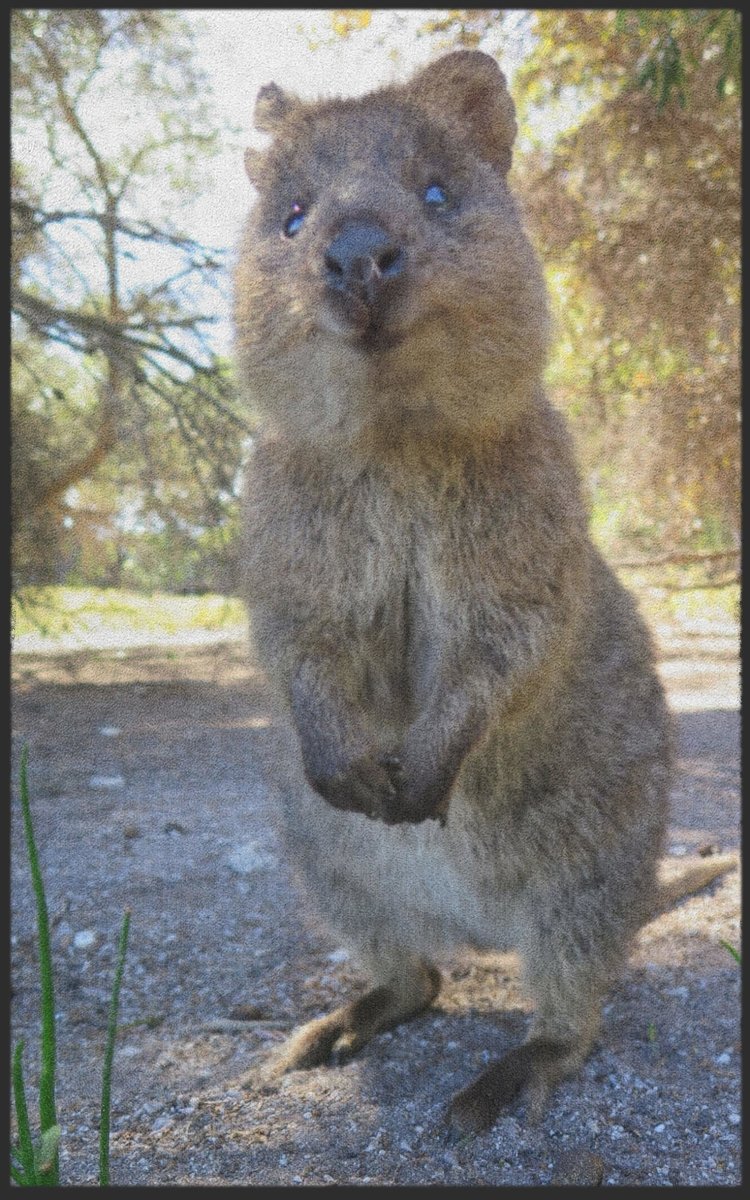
<box><xmin>17</xmin><ymin>11</ymin><xmax>113</xmax><ymax>198</ymax></box>
<box><xmin>32</xmin><ymin>408</ymin><xmax>118</xmax><ymax>515</ymax></box>
<box><xmin>114</xmin><ymin>131</ymin><xmax>216</xmax><ymax>203</ymax></box>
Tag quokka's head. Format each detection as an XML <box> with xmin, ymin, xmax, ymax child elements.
<box><xmin>235</xmin><ymin>51</ymin><xmax>549</xmax><ymax>447</ymax></box>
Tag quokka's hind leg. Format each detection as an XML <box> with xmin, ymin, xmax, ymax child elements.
<box><xmin>268</xmin><ymin>949</ymin><xmax>441</xmax><ymax>1075</ymax></box>
<box><xmin>447</xmin><ymin>1006</ymin><xmax>603</xmax><ymax>1135</ymax></box>
<box><xmin>447</xmin><ymin>1035</ymin><xmax>588</xmax><ymax>1134</ymax></box>
<box><xmin>448</xmin><ymin>885</ymin><xmax>634</xmax><ymax>1133</ymax></box>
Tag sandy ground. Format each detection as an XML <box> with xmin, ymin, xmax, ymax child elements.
<box><xmin>10</xmin><ymin>621</ymin><xmax>740</xmax><ymax>1187</ymax></box>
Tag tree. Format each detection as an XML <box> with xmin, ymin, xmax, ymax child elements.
<box><xmin>11</xmin><ymin>9</ymin><xmax>250</xmax><ymax>589</ymax></box>
<box><xmin>512</xmin><ymin>10</ymin><xmax>741</xmax><ymax>555</ymax></box>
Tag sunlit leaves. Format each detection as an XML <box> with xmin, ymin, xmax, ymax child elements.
<box><xmin>330</xmin><ymin>10</ymin><xmax>372</xmax><ymax>38</ymax></box>
<box><xmin>614</xmin><ymin>9</ymin><xmax>741</xmax><ymax>108</ymax></box>
<box><xmin>515</xmin><ymin>8</ymin><xmax>740</xmax><ymax>553</ymax></box>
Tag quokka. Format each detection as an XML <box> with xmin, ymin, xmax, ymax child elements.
<box><xmin>234</xmin><ymin>50</ymin><xmax>734</xmax><ymax>1129</ymax></box>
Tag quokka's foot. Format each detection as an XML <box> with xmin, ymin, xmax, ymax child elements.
<box><xmin>267</xmin><ymin>964</ymin><xmax>441</xmax><ymax>1076</ymax></box>
<box><xmin>268</xmin><ymin>1008</ymin><xmax>371</xmax><ymax>1074</ymax></box>
<box><xmin>447</xmin><ymin>1037</ymin><xmax>572</xmax><ymax>1134</ymax></box>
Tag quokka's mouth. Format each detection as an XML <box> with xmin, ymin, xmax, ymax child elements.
<box><xmin>318</xmin><ymin>303</ymin><xmax>408</xmax><ymax>353</ymax></box>
<box><xmin>319</xmin><ymin>283</ymin><xmax>410</xmax><ymax>352</ymax></box>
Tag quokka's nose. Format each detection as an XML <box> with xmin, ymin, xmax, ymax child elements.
<box><xmin>324</xmin><ymin>221</ymin><xmax>406</xmax><ymax>306</ymax></box>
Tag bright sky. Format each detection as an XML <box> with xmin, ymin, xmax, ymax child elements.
<box><xmin>16</xmin><ymin>11</ymin><xmax>538</xmax><ymax>359</ymax></box>
<box><xmin>184</xmin><ymin>9</ymin><xmax>533</xmax><ymax>256</ymax></box>
<box><xmin>154</xmin><ymin>10</ymin><xmax>535</xmax><ymax>352</ymax></box>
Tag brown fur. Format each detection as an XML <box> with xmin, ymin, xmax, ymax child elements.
<box><xmin>234</xmin><ymin>51</ymin><xmax>733</xmax><ymax>1129</ymax></box>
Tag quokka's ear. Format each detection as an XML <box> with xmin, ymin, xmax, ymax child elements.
<box><xmin>253</xmin><ymin>81</ymin><xmax>302</xmax><ymax>133</ymax></box>
<box><xmin>409</xmin><ymin>50</ymin><xmax>517</xmax><ymax>176</ymax></box>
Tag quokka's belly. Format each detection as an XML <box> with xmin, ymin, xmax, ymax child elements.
<box><xmin>285</xmin><ymin>776</ymin><xmax>526</xmax><ymax>957</ymax></box>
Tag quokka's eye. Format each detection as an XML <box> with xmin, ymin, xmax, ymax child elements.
<box><xmin>423</xmin><ymin>182</ymin><xmax>449</xmax><ymax>209</ymax></box>
<box><xmin>283</xmin><ymin>202</ymin><xmax>306</xmax><ymax>237</ymax></box>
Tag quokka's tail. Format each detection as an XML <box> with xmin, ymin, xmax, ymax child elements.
<box><xmin>654</xmin><ymin>852</ymin><xmax>739</xmax><ymax>914</ymax></box>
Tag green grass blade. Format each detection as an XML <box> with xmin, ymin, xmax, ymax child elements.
<box><xmin>98</xmin><ymin>907</ymin><xmax>131</xmax><ymax>1187</ymax></box>
<box><xmin>10</xmin><ymin>1164</ymin><xmax>28</xmax><ymax>1186</ymax></box>
<box><xmin>720</xmin><ymin>938</ymin><xmax>741</xmax><ymax>965</ymax></box>
<box><xmin>33</xmin><ymin>1125</ymin><xmax>61</xmax><ymax>1177</ymax></box>
<box><xmin>12</xmin><ymin>1040</ymin><xmax>38</xmax><ymax>1184</ymax></box>
<box><xmin>19</xmin><ymin>744</ymin><xmax>59</xmax><ymax>1185</ymax></box>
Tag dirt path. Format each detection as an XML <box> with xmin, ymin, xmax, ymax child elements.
<box><xmin>10</xmin><ymin>628</ymin><xmax>740</xmax><ymax>1186</ymax></box>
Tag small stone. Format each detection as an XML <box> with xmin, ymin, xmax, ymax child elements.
<box><xmin>89</xmin><ymin>775</ymin><xmax>124</xmax><ymax>789</ymax></box>
<box><xmin>728</xmin><ymin>1112</ymin><xmax>740</xmax><ymax>1126</ymax></box>
<box><xmin>98</xmin><ymin>726</ymin><xmax>121</xmax><ymax>737</ymax></box>
<box><xmin>550</xmin><ymin>1149</ymin><xmax>605</xmax><ymax>1186</ymax></box>
<box><xmin>226</xmin><ymin>841</ymin><xmax>277</xmax><ymax>874</ymax></box>
<box><xmin>668</xmin><ymin>844</ymin><xmax>688</xmax><ymax>857</ymax></box>
<box><xmin>715</xmin><ymin>1052</ymin><xmax>731</xmax><ymax>1065</ymax></box>
<box><xmin>654</xmin><ymin>1123</ymin><xmax>666</xmax><ymax>1133</ymax></box>
<box><xmin>327</xmin><ymin>948</ymin><xmax>350</xmax><ymax>963</ymax></box>
<box><xmin>136</xmin><ymin>1100</ymin><xmax>162</xmax><ymax>1118</ymax></box>
<box><xmin>73</xmin><ymin>930</ymin><xmax>97</xmax><ymax>950</ymax></box>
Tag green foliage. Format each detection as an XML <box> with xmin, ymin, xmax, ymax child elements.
<box><xmin>12</xmin><ymin>585</ymin><xmax>246</xmax><ymax>642</ymax></box>
<box><xmin>513</xmin><ymin>8</ymin><xmax>740</xmax><ymax>557</ymax></box>
<box><xmin>11</xmin><ymin>1042</ymin><xmax>38</xmax><ymax>1184</ymax></box>
<box><xmin>615</xmin><ymin>9</ymin><xmax>741</xmax><ymax>106</ymax></box>
<box><xmin>11</xmin><ymin>746</ymin><xmax>132</xmax><ymax>1186</ymax></box>
<box><xmin>11</xmin><ymin>9</ymin><xmax>250</xmax><ymax>593</ymax></box>
<box><xmin>719</xmin><ymin>939</ymin><xmax>741</xmax><ymax>966</ymax></box>
<box><xmin>99</xmin><ymin>909</ymin><xmax>131</xmax><ymax>1187</ymax></box>
<box><xmin>14</xmin><ymin>745</ymin><xmax>59</xmax><ymax>1185</ymax></box>
<box><xmin>13</xmin><ymin>10</ymin><xmax>740</xmax><ymax>591</ymax></box>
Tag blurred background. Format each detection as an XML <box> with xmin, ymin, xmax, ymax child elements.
<box><xmin>11</xmin><ymin>9</ymin><xmax>740</xmax><ymax>648</ymax></box>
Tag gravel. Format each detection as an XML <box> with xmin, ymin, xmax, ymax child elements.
<box><xmin>11</xmin><ymin>629</ymin><xmax>740</xmax><ymax>1186</ymax></box>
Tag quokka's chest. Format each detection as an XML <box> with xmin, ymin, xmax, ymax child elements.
<box><xmin>251</xmin><ymin>463</ymin><xmax>450</xmax><ymax>613</ymax></box>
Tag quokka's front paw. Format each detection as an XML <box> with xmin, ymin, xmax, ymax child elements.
<box><xmin>376</xmin><ymin>751</ymin><xmax>452</xmax><ymax>826</ymax></box>
<box><xmin>305</xmin><ymin>743</ymin><xmax>452</xmax><ymax>827</ymax></box>
<box><xmin>309</xmin><ymin>749</ymin><xmax>402</xmax><ymax>822</ymax></box>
